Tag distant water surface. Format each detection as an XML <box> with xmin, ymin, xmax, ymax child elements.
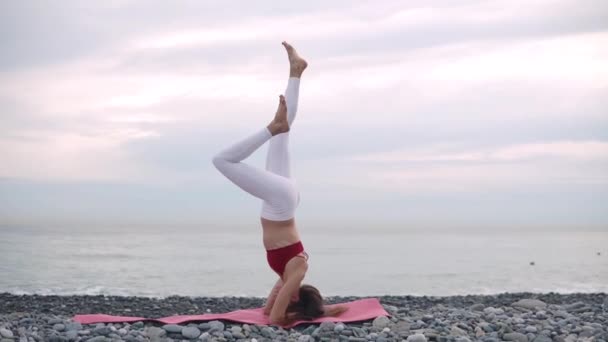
<box><xmin>0</xmin><ymin>225</ymin><xmax>606</xmax><ymax>298</ymax></box>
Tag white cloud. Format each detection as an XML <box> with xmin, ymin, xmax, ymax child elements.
<box><xmin>328</xmin><ymin>140</ymin><xmax>608</xmax><ymax>193</ymax></box>
<box><xmin>347</xmin><ymin>140</ymin><xmax>608</xmax><ymax>163</ymax></box>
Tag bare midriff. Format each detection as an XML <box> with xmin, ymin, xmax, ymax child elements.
<box><xmin>260</xmin><ymin>217</ymin><xmax>302</xmax><ymax>250</ymax></box>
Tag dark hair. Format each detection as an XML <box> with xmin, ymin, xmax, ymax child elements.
<box><xmin>285</xmin><ymin>284</ymin><xmax>348</xmax><ymax>321</ymax></box>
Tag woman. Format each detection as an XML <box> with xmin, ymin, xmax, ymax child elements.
<box><xmin>212</xmin><ymin>41</ymin><xmax>348</xmax><ymax>326</ymax></box>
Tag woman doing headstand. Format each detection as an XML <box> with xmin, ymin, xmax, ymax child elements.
<box><xmin>212</xmin><ymin>41</ymin><xmax>348</xmax><ymax>326</ymax></box>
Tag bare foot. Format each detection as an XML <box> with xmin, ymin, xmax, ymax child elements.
<box><xmin>268</xmin><ymin>95</ymin><xmax>289</xmax><ymax>135</ymax></box>
<box><xmin>282</xmin><ymin>41</ymin><xmax>308</xmax><ymax>77</ymax></box>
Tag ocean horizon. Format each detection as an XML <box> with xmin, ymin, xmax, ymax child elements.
<box><xmin>1</xmin><ymin>224</ymin><xmax>606</xmax><ymax>299</ymax></box>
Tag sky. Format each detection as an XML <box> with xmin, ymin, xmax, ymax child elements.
<box><xmin>1</xmin><ymin>0</ymin><xmax>607</xmax><ymax>232</ymax></box>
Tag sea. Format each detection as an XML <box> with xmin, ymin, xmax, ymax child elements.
<box><xmin>0</xmin><ymin>225</ymin><xmax>606</xmax><ymax>298</ymax></box>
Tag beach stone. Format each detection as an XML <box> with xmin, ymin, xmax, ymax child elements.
<box><xmin>484</xmin><ymin>307</ymin><xmax>505</xmax><ymax>315</ymax></box>
<box><xmin>162</xmin><ymin>324</ymin><xmax>182</xmax><ymax>333</ymax></box>
<box><xmin>341</xmin><ymin>329</ymin><xmax>353</xmax><ymax>336</ymax></box>
<box><xmin>0</xmin><ymin>329</ymin><xmax>13</xmax><ymax>338</ymax></box>
<box><xmin>208</xmin><ymin>321</ymin><xmax>224</xmax><ymax>333</ymax></box>
<box><xmin>19</xmin><ymin>318</ymin><xmax>34</xmax><ymax>325</ymax></box>
<box><xmin>131</xmin><ymin>322</ymin><xmax>144</xmax><ymax>329</ymax></box>
<box><xmin>383</xmin><ymin>304</ymin><xmax>399</xmax><ymax>315</ymax></box>
<box><xmin>450</xmin><ymin>325</ymin><xmax>467</xmax><ymax>336</ymax></box>
<box><xmin>65</xmin><ymin>322</ymin><xmax>82</xmax><ymax>331</ymax></box>
<box><xmin>525</xmin><ymin>326</ymin><xmax>538</xmax><ymax>333</ymax></box>
<box><xmin>513</xmin><ymin>299</ymin><xmax>547</xmax><ymax>310</ymax></box>
<box><xmin>117</xmin><ymin>328</ymin><xmax>127</xmax><ymax>336</ymax></box>
<box><xmin>53</xmin><ymin>324</ymin><xmax>65</xmax><ymax>332</ymax></box>
<box><xmin>406</xmin><ymin>333</ymin><xmax>428</xmax><ymax>342</ymax></box>
<box><xmin>470</xmin><ymin>304</ymin><xmax>485</xmax><ymax>311</ymax></box>
<box><xmin>48</xmin><ymin>318</ymin><xmax>63</xmax><ymax>325</ymax></box>
<box><xmin>65</xmin><ymin>330</ymin><xmax>78</xmax><ymax>341</ymax></box>
<box><xmin>181</xmin><ymin>326</ymin><xmax>200</xmax><ymax>339</ymax></box>
<box><xmin>302</xmin><ymin>326</ymin><xmax>316</xmax><ymax>335</ymax></box>
<box><xmin>233</xmin><ymin>331</ymin><xmax>246</xmax><ymax>339</ymax></box>
<box><xmin>320</xmin><ymin>321</ymin><xmax>335</xmax><ymax>331</ymax></box>
<box><xmin>479</xmin><ymin>322</ymin><xmax>494</xmax><ymax>332</ymax></box>
<box><xmin>334</xmin><ymin>323</ymin><xmax>345</xmax><ymax>333</ymax></box>
<box><xmin>352</xmin><ymin>327</ymin><xmax>367</xmax><ymax>337</ymax></box>
<box><xmin>198</xmin><ymin>323</ymin><xmax>210</xmax><ymax>331</ymax></box>
<box><xmin>143</xmin><ymin>326</ymin><xmax>166</xmax><ymax>340</ymax></box>
<box><xmin>85</xmin><ymin>337</ymin><xmax>109</xmax><ymax>342</ymax></box>
<box><xmin>261</xmin><ymin>327</ymin><xmax>276</xmax><ymax>339</ymax></box>
<box><xmin>532</xmin><ymin>335</ymin><xmax>552</xmax><ymax>342</ymax></box>
<box><xmin>298</xmin><ymin>335</ymin><xmax>312</xmax><ymax>342</ymax></box>
<box><xmin>373</xmin><ymin>316</ymin><xmax>391</xmax><ymax>330</ymax></box>
<box><xmin>93</xmin><ymin>326</ymin><xmax>111</xmax><ymax>336</ymax></box>
<box><xmin>455</xmin><ymin>337</ymin><xmax>471</xmax><ymax>342</ymax></box>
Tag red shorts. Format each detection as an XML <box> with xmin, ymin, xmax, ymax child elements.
<box><xmin>266</xmin><ymin>241</ymin><xmax>308</xmax><ymax>276</ymax></box>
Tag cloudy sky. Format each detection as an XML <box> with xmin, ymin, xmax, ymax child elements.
<box><xmin>1</xmin><ymin>0</ymin><xmax>607</xmax><ymax>232</ymax></box>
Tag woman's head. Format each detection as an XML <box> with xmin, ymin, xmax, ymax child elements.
<box><xmin>285</xmin><ymin>284</ymin><xmax>325</xmax><ymax>321</ymax></box>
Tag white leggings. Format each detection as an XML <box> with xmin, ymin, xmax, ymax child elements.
<box><xmin>212</xmin><ymin>77</ymin><xmax>301</xmax><ymax>221</ymax></box>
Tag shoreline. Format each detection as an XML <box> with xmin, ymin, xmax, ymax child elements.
<box><xmin>0</xmin><ymin>292</ymin><xmax>606</xmax><ymax>341</ymax></box>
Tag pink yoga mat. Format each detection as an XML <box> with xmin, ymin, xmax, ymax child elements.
<box><xmin>73</xmin><ymin>298</ymin><xmax>389</xmax><ymax>328</ymax></box>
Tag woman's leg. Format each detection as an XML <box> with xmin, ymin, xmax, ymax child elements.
<box><xmin>261</xmin><ymin>42</ymin><xmax>308</xmax><ymax>219</ymax></box>
<box><xmin>212</xmin><ymin>98</ymin><xmax>299</xmax><ymax>218</ymax></box>
<box><xmin>264</xmin><ymin>77</ymin><xmax>300</xmax><ymax>178</ymax></box>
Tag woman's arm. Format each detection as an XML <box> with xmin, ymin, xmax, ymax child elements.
<box><xmin>322</xmin><ymin>304</ymin><xmax>349</xmax><ymax>317</ymax></box>
<box><xmin>263</xmin><ymin>278</ymin><xmax>283</xmax><ymax>315</ymax></box>
<box><xmin>269</xmin><ymin>258</ymin><xmax>308</xmax><ymax>325</ymax></box>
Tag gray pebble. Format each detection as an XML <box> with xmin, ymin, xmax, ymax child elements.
<box><xmin>0</xmin><ymin>329</ymin><xmax>13</xmax><ymax>339</ymax></box>
<box><xmin>131</xmin><ymin>321</ymin><xmax>144</xmax><ymax>329</ymax></box>
<box><xmin>455</xmin><ymin>337</ymin><xmax>471</xmax><ymax>342</ymax></box>
<box><xmin>525</xmin><ymin>325</ymin><xmax>538</xmax><ymax>333</ymax></box>
<box><xmin>503</xmin><ymin>332</ymin><xmax>528</xmax><ymax>342</ymax></box>
<box><xmin>161</xmin><ymin>324</ymin><xmax>182</xmax><ymax>333</ymax></box>
<box><xmin>143</xmin><ymin>326</ymin><xmax>166</xmax><ymax>339</ymax></box>
<box><xmin>320</xmin><ymin>321</ymin><xmax>335</xmax><ymax>331</ymax></box>
<box><xmin>181</xmin><ymin>326</ymin><xmax>200</xmax><ymax>339</ymax></box>
<box><xmin>92</xmin><ymin>326</ymin><xmax>111</xmax><ymax>336</ymax></box>
<box><xmin>65</xmin><ymin>330</ymin><xmax>78</xmax><ymax>341</ymax></box>
<box><xmin>532</xmin><ymin>335</ymin><xmax>552</xmax><ymax>342</ymax></box>
<box><xmin>53</xmin><ymin>323</ymin><xmax>65</xmax><ymax>332</ymax></box>
<box><xmin>233</xmin><ymin>332</ymin><xmax>246</xmax><ymax>339</ymax></box>
<box><xmin>373</xmin><ymin>316</ymin><xmax>391</xmax><ymax>330</ymax></box>
<box><xmin>208</xmin><ymin>320</ymin><xmax>225</xmax><ymax>333</ymax></box>
<box><xmin>512</xmin><ymin>299</ymin><xmax>548</xmax><ymax>311</ymax></box>
<box><xmin>406</xmin><ymin>333</ymin><xmax>428</xmax><ymax>342</ymax></box>
<box><xmin>85</xmin><ymin>337</ymin><xmax>109</xmax><ymax>342</ymax></box>
<box><xmin>470</xmin><ymin>304</ymin><xmax>485</xmax><ymax>311</ymax></box>
<box><xmin>261</xmin><ymin>327</ymin><xmax>276</xmax><ymax>339</ymax></box>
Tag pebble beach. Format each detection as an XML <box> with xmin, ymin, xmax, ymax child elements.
<box><xmin>0</xmin><ymin>292</ymin><xmax>606</xmax><ymax>342</ymax></box>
